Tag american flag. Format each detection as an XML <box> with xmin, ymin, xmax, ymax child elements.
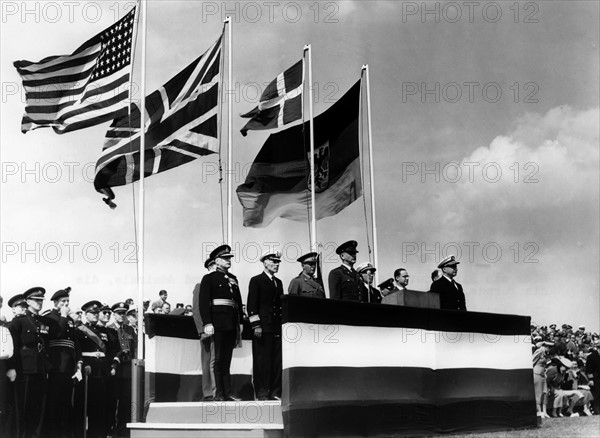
<box><xmin>14</xmin><ymin>7</ymin><xmax>136</xmax><ymax>134</ymax></box>
<box><xmin>93</xmin><ymin>34</ymin><xmax>223</xmax><ymax>205</ymax></box>
<box><xmin>240</xmin><ymin>59</ymin><xmax>304</xmax><ymax>136</ymax></box>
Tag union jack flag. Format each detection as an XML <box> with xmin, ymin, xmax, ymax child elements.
<box><xmin>94</xmin><ymin>33</ymin><xmax>223</xmax><ymax>207</ymax></box>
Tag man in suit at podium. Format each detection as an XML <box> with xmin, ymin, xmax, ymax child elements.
<box><xmin>247</xmin><ymin>250</ymin><xmax>284</xmax><ymax>400</ymax></box>
<box><xmin>380</xmin><ymin>268</ymin><xmax>411</xmax><ymax>306</ymax></box>
<box><xmin>430</xmin><ymin>255</ymin><xmax>467</xmax><ymax>311</ymax></box>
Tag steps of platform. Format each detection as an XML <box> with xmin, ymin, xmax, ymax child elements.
<box><xmin>129</xmin><ymin>401</ymin><xmax>284</xmax><ymax>438</ymax></box>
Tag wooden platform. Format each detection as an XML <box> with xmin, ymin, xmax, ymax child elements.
<box><xmin>129</xmin><ymin>401</ymin><xmax>284</xmax><ymax>438</ymax></box>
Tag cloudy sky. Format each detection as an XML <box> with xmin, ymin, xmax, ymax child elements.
<box><xmin>1</xmin><ymin>1</ymin><xmax>598</xmax><ymax>330</ymax></box>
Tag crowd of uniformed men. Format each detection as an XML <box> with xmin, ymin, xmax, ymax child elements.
<box><xmin>0</xmin><ymin>239</ymin><xmax>466</xmax><ymax>437</ymax></box>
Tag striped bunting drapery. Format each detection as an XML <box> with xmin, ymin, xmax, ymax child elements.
<box><xmin>281</xmin><ymin>295</ymin><xmax>537</xmax><ymax>437</ymax></box>
<box><xmin>14</xmin><ymin>8</ymin><xmax>136</xmax><ymax>134</ymax></box>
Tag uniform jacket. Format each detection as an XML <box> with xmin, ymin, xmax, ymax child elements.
<box><xmin>358</xmin><ymin>282</ymin><xmax>382</xmax><ymax>303</ymax></box>
<box><xmin>46</xmin><ymin>309</ymin><xmax>81</xmax><ymax>373</ymax></box>
<box><xmin>107</xmin><ymin>322</ymin><xmax>137</xmax><ymax>378</ymax></box>
<box><xmin>76</xmin><ymin>323</ymin><xmax>121</xmax><ymax>377</ymax></box>
<box><xmin>430</xmin><ymin>276</ymin><xmax>467</xmax><ymax>311</ymax></box>
<box><xmin>198</xmin><ymin>270</ymin><xmax>244</xmax><ymax>331</ymax></box>
<box><xmin>247</xmin><ymin>272</ymin><xmax>284</xmax><ymax>333</ymax></box>
<box><xmin>288</xmin><ymin>272</ymin><xmax>326</xmax><ymax>298</ymax></box>
<box><xmin>192</xmin><ymin>283</ymin><xmax>205</xmax><ymax>335</ymax></box>
<box><xmin>7</xmin><ymin>311</ymin><xmax>54</xmax><ymax>374</ymax></box>
<box><xmin>586</xmin><ymin>349</ymin><xmax>600</xmax><ymax>379</ymax></box>
<box><xmin>328</xmin><ymin>265</ymin><xmax>362</xmax><ymax>301</ymax></box>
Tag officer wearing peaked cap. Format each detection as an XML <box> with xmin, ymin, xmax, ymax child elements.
<box><xmin>288</xmin><ymin>252</ymin><xmax>326</xmax><ymax>298</ymax></box>
<box><xmin>193</xmin><ymin>257</ymin><xmax>218</xmax><ymax>401</ymax></box>
<box><xmin>73</xmin><ymin>300</ymin><xmax>121</xmax><ymax>438</ymax></box>
<box><xmin>198</xmin><ymin>245</ymin><xmax>244</xmax><ymax>401</ymax></box>
<box><xmin>44</xmin><ymin>287</ymin><xmax>82</xmax><ymax>438</ymax></box>
<box><xmin>430</xmin><ymin>255</ymin><xmax>467</xmax><ymax>311</ymax></box>
<box><xmin>248</xmin><ymin>250</ymin><xmax>284</xmax><ymax>400</ymax></box>
<box><xmin>356</xmin><ymin>262</ymin><xmax>382</xmax><ymax>303</ymax></box>
<box><xmin>328</xmin><ymin>241</ymin><xmax>364</xmax><ymax>301</ymax></box>
<box><xmin>6</xmin><ymin>287</ymin><xmax>56</xmax><ymax>438</ymax></box>
<box><xmin>7</xmin><ymin>294</ymin><xmax>28</xmax><ymax>318</ymax></box>
<box><xmin>107</xmin><ymin>301</ymin><xmax>137</xmax><ymax>436</ymax></box>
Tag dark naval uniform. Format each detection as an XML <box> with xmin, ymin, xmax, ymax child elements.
<box><xmin>288</xmin><ymin>273</ymin><xmax>326</xmax><ymax>298</ymax></box>
<box><xmin>108</xmin><ymin>307</ymin><xmax>137</xmax><ymax>437</ymax></box>
<box><xmin>328</xmin><ymin>265</ymin><xmax>364</xmax><ymax>301</ymax></box>
<box><xmin>430</xmin><ymin>276</ymin><xmax>467</xmax><ymax>311</ymax></box>
<box><xmin>359</xmin><ymin>281</ymin><xmax>382</xmax><ymax>304</ymax></box>
<box><xmin>74</xmin><ymin>302</ymin><xmax>121</xmax><ymax>438</ymax></box>
<box><xmin>45</xmin><ymin>307</ymin><xmax>81</xmax><ymax>438</ymax></box>
<box><xmin>247</xmin><ymin>271</ymin><xmax>283</xmax><ymax>400</ymax></box>
<box><xmin>199</xmin><ymin>268</ymin><xmax>244</xmax><ymax>400</ymax></box>
<box><xmin>7</xmin><ymin>309</ymin><xmax>54</xmax><ymax>438</ymax></box>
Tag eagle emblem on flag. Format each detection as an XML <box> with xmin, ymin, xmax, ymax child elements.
<box><xmin>309</xmin><ymin>142</ymin><xmax>330</xmax><ymax>193</ymax></box>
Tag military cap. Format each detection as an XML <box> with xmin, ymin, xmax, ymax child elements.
<box><xmin>8</xmin><ymin>294</ymin><xmax>27</xmax><ymax>308</ymax></box>
<box><xmin>204</xmin><ymin>257</ymin><xmax>215</xmax><ymax>269</ymax></box>
<box><xmin>297</xmin><ymin>252</ymin><xmax>318</xmax><ymax>264</ymax></box>
<box><xmin>112</xmin><ymin>302</ymin><xmax>129</xmax><ymax>312</ymax></box>
<box><xmin>438</xmin><ymin>255</ymin><xmax>460</xmax><ymax>269</ymax></box>
<box><xmin>335</xmin><ymin>240</ymin><xmax>358</xmax><ymax>255</ymax></box>
<box><xmin>126</xmin><ymin>307</ymin><xmax>137</xmax><ymax>316</ymax></box>
<box><xmin>566</xmin><ymin>324</ymin><xmax>573</xmax><ymax>330</ymax></box>
<box><xmin>356</xmin><ymin>262</ymin><xmax>376</xmax><ymax>274</ymax></box>
<box><xmin>24</xmin><ymin>286</ymin><xmax>46</xmax><ymax>300</ymax></box>
<box><xmin>378</xmin><ymin>278</ymin><xmax>395</xmax><ymax>290</ymax></box>
<box><xmin>99</xmin><ymin>303</ymin><xmax>112</xmax><ymax>313</ymax></box>
<box><xmin>549</xmin><ymin>324</ymin><xmax>557</xmax><ymax>329</ymax></box>
<box><xmin>50</xmin><ymin>288</ymin><xmax>71</xmax><ymax>301</ymax></box>
<box><xmin>578</xmin><ymin>325</ymin><xmax>585</xmax><ymax>331</ymax></box>
<box><xmin>260</xmin><ymin>250</ymin><xmax>282</xmax><ymax>262</ymax></box>
<box><xmin>209</xmin><ymin>244</ymin><xmax>234</xmax><ymax>260</ymax></box>
<box><xmin>81</xmin><ymin>300</ymin><xmax>102</xmax><ymax>313</ymax></box>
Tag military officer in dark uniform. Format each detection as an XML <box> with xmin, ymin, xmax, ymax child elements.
<box><xmin>107</xmin><ymin>301</ymin><xmax>137</xmax><ymax>437</ymax></box>
<box><xmin>328</xmin><ymin>240</ymin><xmax>364</xmax><ymax>301</ymax></box>
<box><xmin>98</xmin><ymin>303</ymin><xmax>119</xmax><ymax>435</ymax></box>
<box><xmin>44</xmin><ymin>287</ymin><xmax>81</xmax><ymax>438</ymax></box>
<box><xmin>356</xmin><ymin>262</ymin><xmax>383</xmax><ymax>303</ymax></box>
<box><xmin>4</xmin><ymin>294</ymin><xmax>28</xmax><ymax>438</ymax></box>
<box><xmin>6</xmin><ymin>287</ymin><xmax>53</xmax><ymax>438</ymax></box>
<box><xmin>74</xmin><ymin>300</ymin><xmax>121</xmax><ymax>438</ymax></box>
<box><xmin>198</xmin><ymin>244</ymin><xmax>244</xmax><ymax>401</ymax></box>
<box><xmin>248</xmin><ymin>250</ymin><xmax>284</xmax><ymax>400</ymax></box>
<box><xmin>288</xmin><ymin>252</ymin><xmax>326</xmax><ymax>298</ymax></box>
<box><xmin>430</xmin><ymin>255</ymin><xmax>467</xmax><ymax>311</ymax></box>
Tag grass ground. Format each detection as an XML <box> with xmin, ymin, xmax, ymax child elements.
<box><xmin>424</xmin><ymin>415</ymin><xmax>599</xmax><ymax>438</ymax></box>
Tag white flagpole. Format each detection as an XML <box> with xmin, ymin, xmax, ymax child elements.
<box><xmin>136</xmin><ymin>0</ymin><xmax>147</xmax><ymax>362</ymax></box>
<box><xmin>304</xmin><ymin>45</ymin><xmax>316</xmax><ymax>252</ymax></box>
<box><xmin>226</xmin><ymin>17</ymin><xmax>233</xmax><ymax>247</ymax></box>
<box><xmin>361</xmin><ymin>65</ymin><xmax>379</xmax><ymax>284</ymax></box>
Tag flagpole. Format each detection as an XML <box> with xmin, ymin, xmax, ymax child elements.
<box><xmin>226</xmin><ymin>17</ymin><xmax>233</xmax><ymax>247</ymax></box>
<box><xmin>304</xmin><ymin>45</ymin><xmax>316</xmax><ymax>252</ymax></box>
<box><xmin>131</xmin><ymin>0</ymin><xmax>147</xmax><ymax>424</ymax></box>
<box><xmin>361</xmin><ymin>65</ymin><xmax>379</xmax><ymax>284</ymax></box>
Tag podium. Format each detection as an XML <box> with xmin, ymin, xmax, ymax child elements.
<box><xmin>130</xmin><ymin>300</ymin><xmax>536</xmax><ymax>437</ymax></box>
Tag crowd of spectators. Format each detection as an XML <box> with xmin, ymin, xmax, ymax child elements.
<box><xmin>530</xmin><ymin>323</ymin><xmax>600</xmax><ymax>419</ymax></box>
